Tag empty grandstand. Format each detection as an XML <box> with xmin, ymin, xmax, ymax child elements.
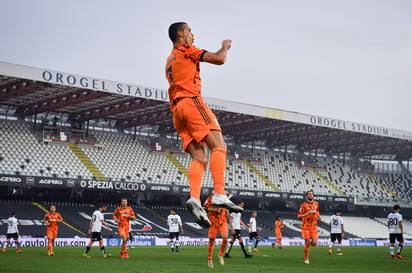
<box><xmin>1</xmin><ymin>62</ymin><xmax>412</xmax><ymax>241</ymax></box>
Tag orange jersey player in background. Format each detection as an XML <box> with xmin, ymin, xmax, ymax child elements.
<box><xmin>273</xmin><ymin>216</ymin><xmax>285</xmax><ymax>249</ymax></box>
<box><xmin>204</xmin><ymin>195</ymin><xmax>229</xmax><ymax>268</ymax></box>
<box><xmin>113</xmin><ymin>198</ymin><xmax>136</xmax><ymax>259</ymax></box>
<box><xmin>44</xmin><ymin>205</ymin><xmax>63</xmax><ymax>256</ymax></box>
<box><xmin>298</xmin><ymin>190</ymin><xmax>321</xmax><ymax>264</ymax></box>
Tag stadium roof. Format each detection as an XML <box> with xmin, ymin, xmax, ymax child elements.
<box><xmin>1</xmin><ymin>62</ymin><xmax>411</xmax><ymax>161</ymax></box>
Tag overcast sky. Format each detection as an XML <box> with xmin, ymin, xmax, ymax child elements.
<box><xmin>1</xmin><ymin>0</ymin><xmax>411</xmax><ymax>132</ymax></box>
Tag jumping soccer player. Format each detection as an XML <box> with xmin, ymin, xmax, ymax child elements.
<box><xmin>165</xmin><ymin>22</ymin><xmax>243</xmax><ymax>228</ymax></box>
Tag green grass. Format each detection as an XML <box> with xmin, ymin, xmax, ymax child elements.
<box><xmin>0</xmin><ymin>246</ymin><xmax>410</xmax><ymax>273</ymax></box>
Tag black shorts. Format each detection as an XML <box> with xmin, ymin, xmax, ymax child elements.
<box><xmin>169</xmin><ymin>232</ymin><xmax>179</xmax><ymax>240</ymax></box>
<box><xmin>90</xmin><ymin>232</ymin><xmax>103</xmax><ymax>242</ymax></box>
<box><xmin>330</xmin><ymin>233</ymin><xmax>343</xmax><ymax>243</ymax></box>
<box><xmin>232</xmin><ymin>229</ymin><xmax>242</xmax><ymax>239</ymax></box>
<box><xmin>249</xmin><ymin>232</ymin><xmax>259</xmax><ymax>240</ymax></box>
<box><xmin>389</xmin><ymin>233</ymin><xmax>404</xmax><ymax>244</ymax></box>
<box><xmin>6</xmin><ymin>233</ymin><xmax>18</xmax><ymax>240</ymax></box>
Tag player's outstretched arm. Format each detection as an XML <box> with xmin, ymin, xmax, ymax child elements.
<box><xmin>202</xmin><ymin>39</ymin><xmax>231</xmax><ymax>65</ymax></box>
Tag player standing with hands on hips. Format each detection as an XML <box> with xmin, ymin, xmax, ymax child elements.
<box><xmin>165</xmin><ymin>22</ymin><xmax>243</xmax><ymax>228</ymax></box>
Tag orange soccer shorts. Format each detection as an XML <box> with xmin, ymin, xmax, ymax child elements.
<box><xmin>302</xmin><ymin>228</ymin><xmax>318</xmax><ymax>240</ymax></box>
<box><xmin>275</xmin><ymin>231</ymin><xmax>282</xmax><ymax>239</ymax></box>
<box><xmin>173</xmin><ymin>97</ymin><xmax>221</xmax><ymax>152</ymax></box>
<box><xmin>208</xmin><ymin>222</ymin><xmax>228</xmax><ymax>239</ymax></box>
<box><xmin>47</xmin><ymin>228</ymin><xmax>58</xmax><ymax>240</ymax></box>
<box><xmin>118</xmin><ymin>226</ymin><xmax>130</xmax><ymax>239</ymax></box>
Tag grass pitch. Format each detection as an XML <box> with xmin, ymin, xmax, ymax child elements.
<box><xmin>0</xmin><ymin>246</ymin><xmax>409</xmax><ymax>273</ymax></box>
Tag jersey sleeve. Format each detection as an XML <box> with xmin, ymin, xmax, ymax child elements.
<box><xmin>185</xmin><ymin>45</ymin><xmax>207</xmax><ymax>62</ymax></box>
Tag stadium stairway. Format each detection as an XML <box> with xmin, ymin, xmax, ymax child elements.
<box><xmin>69</xmin><ymin>143</ymin><xmax>106</xmax><ymax>180</ymax></box>
<box><xmin>165</xmin><ymin>152</ymin><xmax>188</xmax><ymax>178</ymax></box>
<box><xmin>244</xmin><ymin>160</ymin><xmax>280</xmax><ymax>192</ymax></box>
<box><xmin>309</xmin><ymin>167</ymin><xmax>346</xmax><ymax>196</ymax></box>
<box><xmin>368</xmin><ymin>174</ymin><xmax>402</xmax><ymax>201</ymax></box>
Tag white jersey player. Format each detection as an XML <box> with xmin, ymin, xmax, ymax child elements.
<box><xmin>167</xmin><ymin>209</ymin><xmax>183</xmax><ymax>252</ymax></box>
<box><xmin>248</xmin><ymin>211</ymin><xmax>260</xmax><ymax>252</ymax></box>
<box><xmin>2</xmin><ymin>211</ymin><xmax>21</xmax><ymax>253</ymax></box>
<box><xmin>387</xmin><ymin>205</ymin><xmax>404</xmax><ymax>259</ymax></box>
<box><xmin>329</xmin><ymin>208</ymin><xmax>344</xmax><ymax>255</ymax></box>
<box><xmin>224</xmin><ymin>200</ymin><xmax>253</xmax><ymax>258</ymax></box>
<box><xmin>83</xmin><ymin>204</ymin><xmax>112</xmax><ymax>258</ymax></box>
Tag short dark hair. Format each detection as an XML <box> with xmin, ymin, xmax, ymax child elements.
<box><xmin>168</xmin><ymin>22</ymin><xmax>187</xmax><ymax>43</ymax></box>
<box><xmin>305</xmin><ymin>190</ymin><xmax>313</xmax><ymax>196</ymax></box>
<box><xmin>11</xmin><ymin>211</ymin><xmax>16</xmax><ymax>216</ymax></box>
<box><xmin>237</xmin><ymin>199</ymin><xmax>244</xmax><ymax>205</ymax></box>
<box><xmin>393</xmin><ymin>204</ymin><xmax>400</xmax><ymax>211</ymax></box>
<box><xmin>336</xmin><ymin>208</ymin><xmax>342</xmax><ymax>214</ymax></box>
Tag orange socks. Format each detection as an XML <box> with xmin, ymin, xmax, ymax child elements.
<box><xmin>210</xmin><ymin>148</ymin><xmax>226</xmax><ymax>195</ymax></box>
<box><xmin>304</xmin><ymin>245</ymin><xmax>309</xmax><ymax>260</ymax></box>
<box><xmin>188</xmin><ymin>160</ymin><xmax>206</xmax><ymax>200</ymax></box>
<box><xmin>208</xmin><ymin>240</ymin><xmax>214</xmax><ymax>261</ymax></box>
<box><xmin>220</xmin><ymin>239</ymin><xmax>228</xmax><ymax>256</ymax></box>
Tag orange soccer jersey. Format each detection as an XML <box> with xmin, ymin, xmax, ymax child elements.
<box><xmin>113</xmin><ymin>206</ymin><xmax>135</xmax><ymax>237</ymax></box>
<box><xmin>204</xmin><ymin>196</ymin><xmax>228</xmax><ymax>238</ymax></box>
<box><xmin>44</xmin><ymin>212</ymin><xmax>62</xmax><ymax>239</ymax></box>
<box><xmin>165</xmin><ymin>44</ymin><xmax>206</xmax><ymax>111</ymax></box>
<box><xmin>275</xmin><ymin>220</ymin><xmax>285</xmax><ymax>238</ymax></box>
<box><xmin>298</xmin><ymin>201</ymin><xmax>320</xmax><ymax>240</ymax></box>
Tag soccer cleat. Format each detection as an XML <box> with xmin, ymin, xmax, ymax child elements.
<box><xmin>224</xmin><ymin>253</ymin><xmax>232</xmax><ymax>258</ymax></box>
<box><xmin>218</xmin><ymin>255</ymin><xmax>225</xmax><ymax>265</ymax></box>
<box><xmin>337</xmin><ymin>252</ymin><xmax>343</xmax><ymax>256</ymax></box>
<box><xmin>82</xmin><ymin>253</ymin><xmax>91</xmax><ymax>258</ymax></box>
<box><xmin>396</xmin><ymin>254</ymin><xmax>403</xmax><ymax>260</ymax></box>
<box><xmin>391</xmin><ymin>256</ymin><xmax>396</xmax><ymax>260</ymax></box>
<box><xmin>176</xmin><ymin>247</ymin><xmax>179</xmax><ymax>253</ymax></box>
<box><xmin>253</xmin><ymin>248</ymin><xmax>260</xmax><ymax>253</ymax></box>
<box><xmin>50</xmin><ymin>252</ymin><xmax>54</xmax><ymax>256</ymax></box>
<box><xmin>2</xmin><ymin>249</ymin><xmax>6</xmax><ymax>253</ymax></box>
<box><xmin>272</xmin><ymin>243</ymin><xmax>275</xmax><ymax>248</ymax></box>
<box><xmin>304</xmin><ymin>259</ymin><xmax>310</xmax><ymax>264</ymax></box>
<box><xmin>244</xmin><ymin>253</ymin><xmax>254</xmax><ymax>258</ymax></box>
<box><xmin>211</xmin><ymin>193</ymin><xmax>244</xmax><ymax>213</ymax></box>
<box><xmin>328</xmin><ymin>247</ymin><xmax>332</xmax><ymax>255</ymax></box>
<box><xmin>186</xmin><ymin>198</ymin><xmax>211</xmax><ymax>228</ymax></box>
<box><xmin>103</xmin><ymin>253</ymin><xmax>112</xmax><ymax>258</ymax></box>
<box><xmin>171</xmin><ymin>248</ymin><xmax>174</xmax><ymax>252</ymax></box>
<box><xmin>208</xmin><ymin>260</ymin><xmax>214</xmax><ymax>268</ymax></box>
<box><xmin>16</xmin><ymin>249</ymin><xmax>21</xmax><ymax>253</ymax></box>
<box><xmin>120</xmin><ymin>252</ymin><xmax>125</xmax><ymax>259</ymax></box>
<box><xmin>124</xmin><ymin>252</ymin><xmax>129</xmax><ymax>259</ymax></box>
